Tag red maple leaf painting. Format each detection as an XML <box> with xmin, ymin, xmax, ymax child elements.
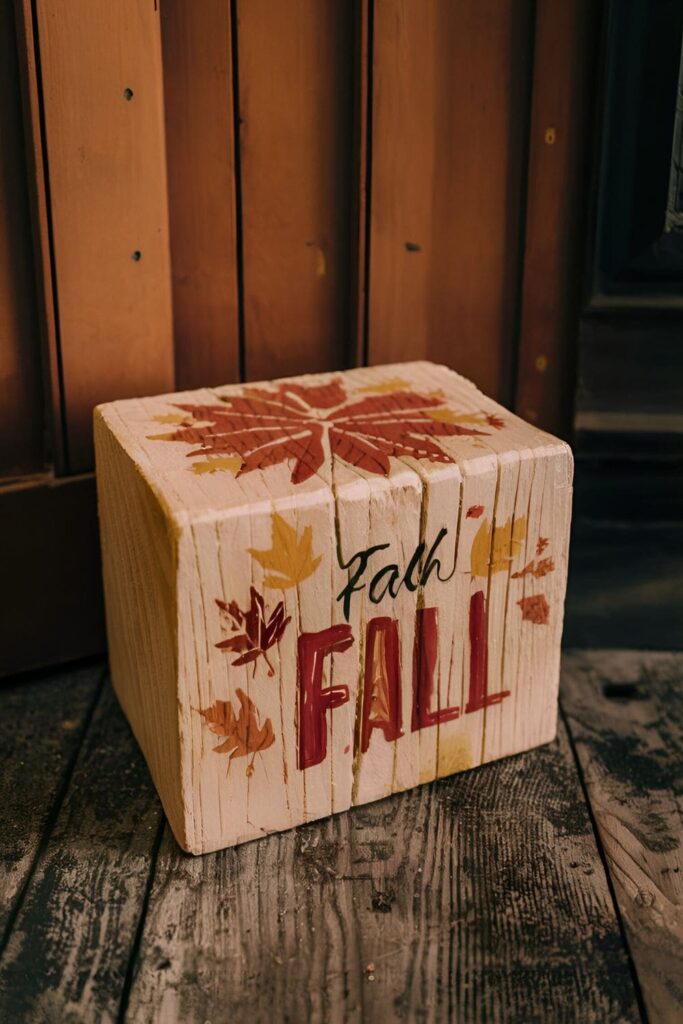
<box><xmin>215</xmin><ymin>588</ymin><xmax>290</xmax><ymax>676</ymax></box>
<box><xmin>151</xmin><ymin>379</ymin><xmax>504</xmax><ymax>483</ymax></box>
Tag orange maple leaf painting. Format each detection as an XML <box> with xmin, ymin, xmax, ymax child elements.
<box><xmin>199</xmin><ymin>689</ymin><xmax>275</xmax><ymax>776</ymax></box>
<box><xmin>150</xmin><ymin>378</ymin><xmax>505</xmax><ymax>483</ymax></box>
<box><xmin>511</xmin><ymin>556</ymin><xmax>555</xmax><ymax>580</ymax></box>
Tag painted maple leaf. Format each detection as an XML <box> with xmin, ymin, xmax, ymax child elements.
<box><xmin>511</xmin><ymin>556</ymin><xmax>555</xmax><ymax>580</ymax></box>
<box><xmin>470</xmin><ymin>516</ymin><xmax>527</xmax><ymax>577</ymax></box>
<box><xmin>249</xmin><ymin>512</ymin><xmax>321</xmax><ymax>589</ymax></box>
<box><xmin>215</xmin><ymin>587</ymin><xmax>291</xmax><ymax>676</ymax></box>
<box><xmin>198</xmin><ymin>688</ymin><xmax>275</xmax><ymax>776</ymax></box>
<box><xmin>151</xmin><ymin>378</ymin><xmax>503</xmax><ymax>484</ymax></box>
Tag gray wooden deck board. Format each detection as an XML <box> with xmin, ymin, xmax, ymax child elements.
<box><xmin>0</xmin><ymin>662</ymin><xmax>102</xmax><ymax>944</ymax></box>
<box><xmin>0</xmin><ymin>678</ymin><xmax>163</xmax><ymax>1023</ymax></box>
<box><xmin>126</xmin><ymin>721</ymin><xmax>638</xmax><ymax>1024</ymax></box>
<box><xmin>1</xmin><ymin>650</ymin><xmax>680</xmax><ymax>1022</ymax></box>
<box><xmin>561</xmin><ymin>650</ymin><xmax>683</xmax><ymax>1024</ymax></box>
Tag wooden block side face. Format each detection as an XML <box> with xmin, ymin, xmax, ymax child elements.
<box><xmin>96</xmin><ymin>363</ymin><xmax>573</xmax><ymax>854</ymax></box>
<box><xmin>172</xmin><ymin>440</ymin><xmax>572</xmax><ymax>854</ymax></box>
<box><xmin>94</xmin><ymin>411</ymin><xmax>186</xmax><ymax>847</ymax></box>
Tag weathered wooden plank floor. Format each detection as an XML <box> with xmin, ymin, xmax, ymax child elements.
<box><xmin>0</xmin><ymin>650</ymin><xmax>679</xmax><ymax>1023</ymax></box>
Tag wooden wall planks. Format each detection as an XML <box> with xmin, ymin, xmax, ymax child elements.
<box><xmin>160</xmin><ymin>0</ymin><xmax>240</xmax><ymax>391</ymax></box>
<box><xmin>6</xmin><ymin>0</ymin><xmax>598</xmax><ymax>474</ymax></box>
<box><xmin>515</xmin><ymin>0</ymin><xmax>600</xmax><ymax>438</ymax></box>
<box><xmin>367</xmin><ymin>0</ymin><xmax>535</xmax><ymax>402</ymax></box>
<box><xmin>0</xmin><ymin>1</ymin><xmax>43</xmax><ymax>477</ymax></box>
<box><xmin>235</xmin><ymin>0</ymin><xmax>355</xmax><ymax>381</ymax></box>
<box><xmin>33</xmin><ymin>0</ymin><xmax>174</xmax><ymax>472</ymax></box>
<box><xmin>1</xmin><ymin>2</ymin><xmax>602</xmax><ymax>672</ymax></box>
<box><xmin>350</xmin><ymin>0</ymin><xmax>371</xmax><ymax>366</ymax></box>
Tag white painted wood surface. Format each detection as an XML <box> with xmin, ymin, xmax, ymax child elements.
<box><xmin>94</xmin><ymin>361</ymin><xmax>572</xmax><ymax>853</ymax></box>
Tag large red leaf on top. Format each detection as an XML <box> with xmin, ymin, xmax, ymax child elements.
<box><xmin>153</xmin><ymin>378</ymin><xmax>501</xmax><ymax>483</ymax></box>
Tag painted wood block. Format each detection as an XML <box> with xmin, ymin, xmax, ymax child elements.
<box><xmin>94</xmin><ymin>361</ymin><xmax>573</xmax><ymax>854</ymax></box>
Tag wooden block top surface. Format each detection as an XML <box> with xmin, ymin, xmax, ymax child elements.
<box><xmin>95</xmin><ymin>361</ymin><xmax>568</xmax><ymax>525</ymax></box>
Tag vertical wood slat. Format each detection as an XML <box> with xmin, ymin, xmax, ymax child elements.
<box><xmin>0</xmin><ymin>1</ymin><xmax>43</xmax><ymax>477</ymax></box>
<box><xmin>160</xmin><ymin>0</ymin><xmax>240</xmax><ymax>391</ymax></box>
<box><xmin>14</xmin><ymin>0</ymin><xmax>64</xmax><ymax>472</ymax></box>
<box><xmin>515</xmin><ymin>0</ymin><xmax>601</xmax><ymax>437</ymax></box>
<box><xmin>367</xmin><ymin>0</ymin><xmax>534</xmax><ymax>402</ymax></box>
<box><xmin>236</xmin><ymin>0</ymin><xmax>355</xmax><ymax>382</ymax></box>
<box><xmin>33</xmin><ymin>0</ymin><xmax>174</xmax><ymax>472</ymax></box>
<box><xmin>350</xmin><ymin>0</ymin><xmax>371</xmax><ymax>367</ymax></box>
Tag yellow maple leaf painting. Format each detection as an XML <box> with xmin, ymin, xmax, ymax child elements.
<box><xmin>249</xmin><ymin>512</ymin><xmax>322</xmax><ymax>589</ymax></box>
<box><xmin>470</xmin><ymin>516</ymin><xmax>527</xmax><ymax>578</ymax></box>
<box><xmin>190</xmin><ymin>456</ymin><xmax>242</xmax><ymax>476</ymax></box>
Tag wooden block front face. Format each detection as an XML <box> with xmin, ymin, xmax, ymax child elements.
<box><xmin>95</xmin><ymin>362</ymin><xmax>573</xmax><ymax>853</ymax></box>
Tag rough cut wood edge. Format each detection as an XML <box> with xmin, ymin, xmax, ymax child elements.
<box><xmin>0</xmin><ymin>662</ymin><xmax>102</xmax><ymax>942</ymax></box>
<box><xmin>124</xmin><ymin>719</ymin><xmax>638</xmax><ymax>1024</ymax></box>
<box><xmin>94</xmin><ymin>412</ymin><xmax>186</xmax><ymax>847</ymax></box>
<box><xmin>0</xmin><ymin>679</ymin><xmax>163</xmax><ymax>1023</ymax></box>
<box><xmin>561</xmin><ymin>649</ymin><xmax>683</xmax><ymax>1024</ymax></box>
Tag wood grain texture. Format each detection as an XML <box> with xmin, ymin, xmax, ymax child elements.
<box><xmin>0</xmin><ymin>662</ymin><xmax>101</xmax><ymax>942</ymax></box>
<box><xmin>95</xmin><ymin>362</ymin><xmax>572</xmax><ymax>853</ymax></box>
<box><xmin>350</xmin><ymin>0</ymin><xmax>371</xmax><ymax>366</ymax></box>
<box><xmin>0</xmin><ymin>474</ymin><xmax>105</xmax><ymax>677</ymax></box>
<box><xmin>94</xmin><ymin>413</ymin><xmax>186</xmax><ymax>847</ymax></box>
<box><xmin>160</xmin><ymin>0</ymin><xmax>240</xmax><ymax>391</ymax></box>
<box><xmin>562</xmin><ymin>649</ymin><xmax>683</xmax><ymax>1024</ymax></box>
<box><xmin>367</xmin><ymin>0</ymin><xmax>534</xmax><ymax>401</ymax></box>
<box><xmin>0</xmin><ymin>0</ymin><xmax>43</xmax><ymax>477</ymax></box>
<box><xmin>0</xmin><ymin>678</ymin><xmax>163</xmax><ymax>1024</ymax></box>
<box><xmin>236</xmin><ymin>0</ymin><xmax>355</xmax><ymax>381</ymax></box>
<box><xmin>125</xmin><ymin>720</ymin><xmax>637</xmax><ymax>1023</ymax></box>
<box><xmin>34</xmin><ymin>0</ymin><xmax>174</xmax><ymax>472</ymax></box>
<box><xmin>514</xmin><ymin>0</ymin><xmax>600</xmax><ymax>437</ymax></box>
